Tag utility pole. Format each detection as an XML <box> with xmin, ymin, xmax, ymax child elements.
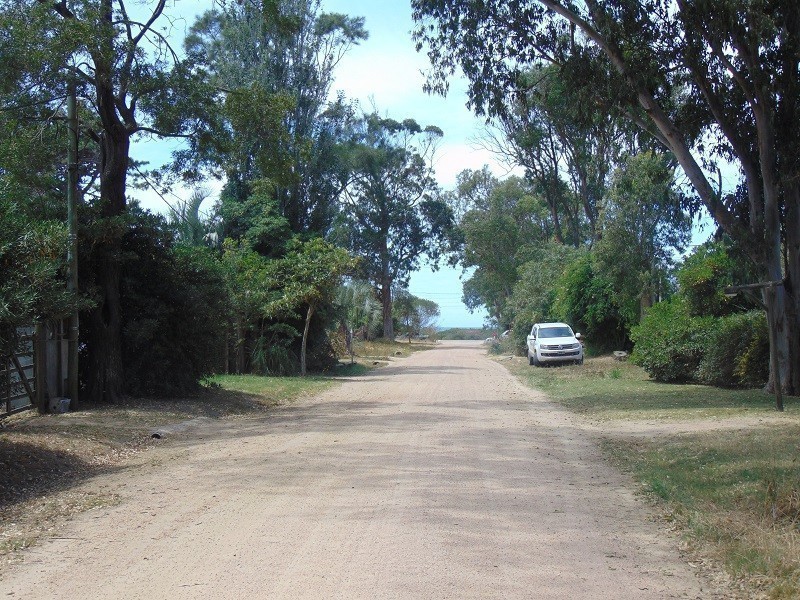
<box><xmin>66</xmin><ymin>79</ymin><xmax>80</xmax><ymax>409</ymax></box>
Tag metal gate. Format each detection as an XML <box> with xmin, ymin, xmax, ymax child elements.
<box><xmin>1</xmin><ymin>328</ymin><xmax>36</xmax><ymax>417</ymax></box>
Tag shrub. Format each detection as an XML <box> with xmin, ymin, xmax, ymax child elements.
<box><xmin>251</xmin><ymin>326</ymin><xmax>298</xmax><ymax>376</ymax></box>
<box><xmin>553</xmin><ymin>253</ymin><xmax>628</xmax><ymax>354</ymax></box>
<box><xmin>696</xmin><ymin>311</ymin><xmax>768</xmax><ymax>388</ymax></box>
<box><xmin>677</xmin><ymin>239</ymin><xmax>760</xmax><ymax>318</ymax></box>
<box><xmin>735</xmin><ymin>317</ymin><xmax>770</xmax><ymax>388</ymax></box>
<box><xmin>119</xmin><ymin>210</ymin><xmax>229</xmax><ymax>396</ymax></box>
<box><xmin>630</xmin><ymin>298</ymin><xmax>713</xmax><ymax>382</ymax></box>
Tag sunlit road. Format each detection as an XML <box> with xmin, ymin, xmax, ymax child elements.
<box><xmin>0</xmin><ymin>341</ymin><xmax>715</xmax><ymax>599</ymax></box>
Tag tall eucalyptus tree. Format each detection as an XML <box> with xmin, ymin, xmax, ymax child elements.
<box><xmin>184</xmin><ymin>0</ymin><xmax>367</xmax><ymax>236</ymax></box>
<box><xmin>336</xmin><ymin>114</ymin><xmax>454</xmax><ymax>339</ymax></box>
<box><xmin>0</xmin><ymin>0</ymin><xmax>211</xmax><ymax>402</ymax></box>
<box><xmin>486</xmin><ymin>63</ymin><xmax>636</xmax><ymax>245</ymax></box>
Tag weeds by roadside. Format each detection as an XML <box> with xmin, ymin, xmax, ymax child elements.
<box><xmin>500</xmin><ymin>353</ymin><xmax>800</xmax><ymax>598</ymax></box>
<box><xmin>604</xmin><ymin>429</ymin><xmax>800</xmax><ymax>599</ymax></box>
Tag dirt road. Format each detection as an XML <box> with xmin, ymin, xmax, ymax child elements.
<box><xmin>0</xmin><ymin>341</ymin><xmax>717</xmax><ymax>599</ymax></box>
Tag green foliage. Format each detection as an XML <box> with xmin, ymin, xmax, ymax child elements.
<box><xmin>677</xmin><ymin>241</ymin><xmax>757</xmax><ymax>318</ymax></box>
<box><xmin>696</xmin><ymin>311</ymin><xmax>769</xmax><ymax>389</ymax></box>
<box><xmin>594</xmin><ymin>152</ymin><xmax>690</xmax><ymax>326</ymax></box>
<box><xmin>551</xmin><ymin>252</ymin><xmax>627</xmax><ymax>353</ymax></box>
<box><xmin>456</xmin><ymin>172</ymin><xmax>550</xmax><ymax>327</ymax></box>
<box><xmin>488</xmin><ymin>63</ymin><xmax>629</xmax><ymax>245</ymax></box>
<box><xmin>630</xmin><ymin>298</ymin><xmax>713</xmax><ymax>383</ymax></box>
<box><xmin>221</xmin><ymin>240</ymin><xmax>279</xmax><ymax>327</ymax></box>
<box><xmin>184</xmin><ymin>0</ymin><xmax>367</xmax><ymax>234</ymax></box>
<box><xmin>221</xmin><ymin>86</ymin><xmax>296</xmax><ymax>189</ymax></box>
<box><xmin>219</xmin><ymin>178</ymin><xmax>294</xmax><ymax>257</ymax></box>
<box><xmin>631</xmin><ymin>242</ymin><xmax>772</xmax><ymax>388</ymax></box>
<box><xmin>0</xmin><ymin>199</ymin><xmax>85</xmax><ymax>352</ymax></box>
<box><xmin>2</xmin><ymin>0</ymin><xmax>224</xmax><ymax>402</ymax></box>
<box><xmin>393</xmin><ymin>290</ymin><xmax>440</xmax><ymax>340</ymax></box>
<box><xmin>119</xmin><ymin>210</ymin><xmax>228</xmax><ymax>396</ymax></box>
<box><xmin>271</xmin><ymin>238</ymin><xmax>356</xmax><ymax>318</ymax></box>
<box><xmin>168</xmin><ymin>186</ymin><xmax>214</xmax><ymax>247</ymax></box>
<box><xmin>251</xmin><ymin>325</ymin><xmax>298</xmax><ymax>376</ymax></box>
<box><xmin>222</xmin><ymin>237</ymin><xmax>354</xmax><ymax>375</ymax></box>
<box><xmin>335</xmin><ymin>111</ymin><xmax>452</xmax><ymax>338</ymax></box>
<box><xmin>509</xmin><ymin>242</ymin><xmax>582</xmax><ymax>327</ymax></box>
<box><xmin>336</xmin><ymin>281</ymin><xmax>382</xmax><ymax>345</ymax></box>
<box><xmin>0</xmin><ymin>107</ymin><xmax>68</xmax><ymax>221</ymax></box>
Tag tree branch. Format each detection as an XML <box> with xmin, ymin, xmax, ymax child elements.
<box><xmin>39</xmin><ymin>0</ymin><xmax>74</xmax><ymax>19</ymax></box>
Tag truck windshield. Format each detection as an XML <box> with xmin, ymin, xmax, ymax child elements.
<box><xmin>539</xmin><ymin>327</ymin><xmax>572</xmax><ymax>338</ymax></box>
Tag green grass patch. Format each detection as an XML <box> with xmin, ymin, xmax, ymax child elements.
<box><xmin>208</xmin><ymin>374</ymin><xmax>335</xmax><ymax>406</ymax></box>
<box><xmin>332</xmin><ymin>362</ymin><xmax>372</xmax><ymax>377</ymax></box>
<box><xmin>504</xmin><ymin>355</ymin><xmax>784</xmax><ymax>421</ymax></box>
<box><xmin>208</xmin><ymin>358</ymin><xmax>384</xmax><ymax>407</ymax></box>
<box><xmin>604</xmin><ymin>428</ymin><xmax>800</xmax><ymax>598</ymax></box>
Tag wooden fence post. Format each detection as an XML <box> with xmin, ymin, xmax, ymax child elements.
<box><xmin>35</xmin><ymin>322</ymin><xmax>48</xmax><ymax>414</ymax></box>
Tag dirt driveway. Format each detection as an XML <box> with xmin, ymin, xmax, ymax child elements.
<box><xmin>0</xmin><ymin>341</ymin><xmax>721</xmax><ymax>599</ymax></box>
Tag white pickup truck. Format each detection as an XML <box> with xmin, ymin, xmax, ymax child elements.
<box><xmin>526</xmin><ymin>322</ymin><xmax>584</xmax><ymax>366</ymax></box>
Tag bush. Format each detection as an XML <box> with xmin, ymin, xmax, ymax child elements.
<box><xmin>677</xmin><ymin>239</ymin><xmax>761</xmax><ymax>318</ymax></box>
<box><xmin>120</xmin><ymin>210</ymin><xmax>229</xmax><ymax>396</ymax></box>
<box><xmin>552</xmin><ymin>253</ymin><xmax>628</xmax><ymax>354</ymax></box>
<box><xmin>696</xmin><ymin>311</ymin><xmax>769</xmax><ymax>388</ymax></box>
<box><xmin>251</xmin><ymin>326</ymin><xmax>298</xmax><ymax>376</ymax></box>
<box><xmin>0</xmin><ymin>200</ymin><xmax>86</xmax><ymax>354</ymax></box>
<box><xmin>630</xmin><ymin>298</ymin><xmax>713</xmax><ymax>382</ymax></box>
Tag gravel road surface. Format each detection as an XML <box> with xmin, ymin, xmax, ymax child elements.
<box><xmin>0</xmin><ymin>341</ymin><xmax>716</xmax><ymax>599</ymax></box>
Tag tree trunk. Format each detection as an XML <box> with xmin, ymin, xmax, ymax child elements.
<box><xmin>84</xmin><ymin>249</ymin><xmax>123</xmax><ymax>404</ymax></box>
<box><xmin>784</xmin><ymin>182</ymin><xmax>800</xmax><ymax>395</ymax></box>
<box><xmin>346</xmin><ymin>326</ymin><xmax>354</xmax><ymax>364</ymax></box>
<box><xmin>300</xmin><ymin>304</ymin><xmax>314</xmax><ymax>377</ymax></box>
<box><xmin>381</xmin><ymin>276</ymin><xmax>394</xmax><ymax>340</ymax></box>
<box><xmin>235</xmin><ymin>324</ymin><xmax>246</xmax><ymax>374</ymax></box>
<box><xmin>82</xmin><ymin>3</ymin><xmax>130</xmax><ymax>403</ymax></box>
<box><xmin>83</xmin><ymin>126</ymin><xmax>129</xmax><ymax>403</ymax></box>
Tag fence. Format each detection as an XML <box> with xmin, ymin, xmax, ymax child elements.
<box><xmin>1</xmin><ymin>328</ymin><xmax>36</xmax><ymax>417</ymax></box>
<box><xmin>1</xmin><ymin>322</ymin><xmax>68</xmax><ymax>418</ymax></box>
